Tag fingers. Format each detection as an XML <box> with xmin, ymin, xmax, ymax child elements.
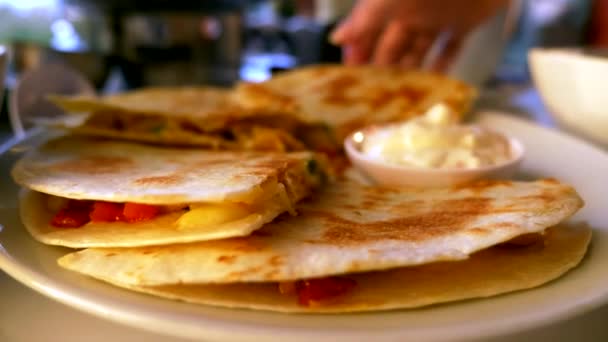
<box><xmin>372</xmin><ymin>20</ymin><xmax>412</xmax><ymax>65</ymax></box>
<box><xmin>397</xmin><ymin>29</ymin><xmax>436</xmax><ymax>70</ymax></box>
<box><xmin>332</xmin><ymin>0</ymin><xmax>469</xmax><ymax>69</ymax></box>
<box><xmin>331</xmin><ymin>0</ymin><xmax>395</xmax><ymax>65</ymax></box>
<box><xmin>332</xmin><ymin>0</ymin><xmax>394</xmax><ymax>43</ymax></box>
<box><xmin>329</xmin><ymin>17</ymin><xmax>352</xmax><ymax>45</ymax></box>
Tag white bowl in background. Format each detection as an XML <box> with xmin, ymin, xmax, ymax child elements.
<box><xmin>529</xmin><ymin>48</ymin><xmax>608</xmax><ymax>146</ymax></box>
<box><xmin>344</xmin><ymin>126</ymin><xmax>525</xmax><ymax>188</ymax></box>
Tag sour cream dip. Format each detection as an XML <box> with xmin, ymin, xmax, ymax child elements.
<box><xmin>359</xmin><ymin>105</ymin><xmax>512</xmax><ymax>169</ymax></box>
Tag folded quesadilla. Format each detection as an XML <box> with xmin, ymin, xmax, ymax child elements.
<box><xmin>48</xmin><ymin>87</ymin><xmax>306</xmax><ymax>151</ymax></box>
<box><xmin>12</xmin><ymin>136</ymin><xmax>328</xmax><ymax>247</ymax></box>
<box><xmin>58</xmin><ymin>179</ymin><xmax>586</xmax><ymax>312</ymax></box>
<box><xmin>234</xmin><ymin>64</ymin><xmax>477</xmax><ymax>142</ymax></box>
<box><xmin>49</xmin><ymin>66</ymin><xmax>476</xmax><ymax>154</ymax></box>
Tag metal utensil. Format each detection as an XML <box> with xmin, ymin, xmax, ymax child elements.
<box><xmin>9</xmin><ymin>62</ymin><xmax>95</xmax><ymax>139</ymax></box>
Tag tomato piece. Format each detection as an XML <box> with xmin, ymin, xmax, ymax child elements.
<box><xmin>296</xmin><ymin>276</ymin><xmax>356</xmax><ymax>306</ymax></box>
<box><xmin>122</xmin><ymin>203</ymin><xmax>159</xmax><ymax>222</ymax></box>
<box><xmin>51</xmin><ymin>207</ymin><xmax>91</xmax><ymax>228</ymax></box>
<box><xmin>90</xmin><ymin>202</ymin><xmax>124</xmax><ymax>222</ymax></box>
<box><xmin>67</xmin><ymin>199</ymin><xmax>94</xmax><ymax>210</ymax></box>
<box><xmin>278</xmin><ymin>281</ymin><xmax>297</xmax><ymax>295</ymax></box>
<box><xmin>50</xmin><ymin>200</ymin><xmax>93</xmax><ymax>228</ymax></box>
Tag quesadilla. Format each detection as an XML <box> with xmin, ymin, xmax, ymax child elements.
<box><xmin>48</xmin><ymin>87</ymin><xmax>306</xmax><ymax>151</ymax></box>
<box><xmin>57</xmin><ymin>178</ymin><xmax>585</xmax><ymax>312</ymax></box>
<box><xmin>12</xmin><ymin>136</ymin><xmax>328</xmax><ymax>247</ymax></box>
<box><xmin>234</xmin><ymin>64</ymin><xmax>477</xmax><ymax>143</ymax></box>
<box><xmin>49</xmin><ymin>66</ymin><xmax>476</xmax><ymax>154</ymax></box>
<box><xmin>65</xmin><ymin>224</ymin><xmax>591</xmax><ymax>313</ymax></box>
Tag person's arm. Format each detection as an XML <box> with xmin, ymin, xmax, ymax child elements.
<box><xmin>330</xmin><ymin>0</ymin><xmax>511</xmax><ymax>69</ymax></box>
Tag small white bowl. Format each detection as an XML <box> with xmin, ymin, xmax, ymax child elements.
<box><xmin>529</xmin><ymin>47</ymin><xmax>608</xmax><ymax>146</ymax></box>
<box><xmin>344</xmin><ymin>126</ymin><xmax>525</xmax><ymax>188</ymax></box>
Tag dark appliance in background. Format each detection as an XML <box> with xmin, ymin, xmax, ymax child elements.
<box><xmin>66</xmin><ymin>0</ymin><xmax>246</xmax><ymax>88</ymax></box>
<box><xmin>67</xmin><ymin>0</ymin><xmax>341</xmax><ymax>87</ymax></box>
<box><xmin>4</xmin><ymin>0</ymin><xmax>342</xmax><ymax>98</ymax></box>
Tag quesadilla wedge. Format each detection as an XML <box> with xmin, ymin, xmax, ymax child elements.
<box><xmin>47</xmin><ymin>87</ymin><xmax>305</xmax><ymax>151</ymax></box>
<box><xmin>58</xmin><ymin>178</ymin><xmax>584</xmax><ymax>312</ymax></box>
<box><xmin>61</xmin><ymin>224</ymin><xmax>591</xmax><ymax>313</ymax></box>
<box><xmin>12</xmin><ymin>137</ymin><xmax>328</xmax><ymax>247</ymax></box>
<box><xmin>234</xmin><ymin>64</ymin><xmax>477</xmax><ymax>142</ymax></box>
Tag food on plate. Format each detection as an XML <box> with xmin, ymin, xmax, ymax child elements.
<box><xmin>6</xmin><ymin>63</ymin><xmax>592</xmax><ymax>315</ymax></box>
<box><xmin>48</xmin><ymin>66</ymin><xmax>476</xmax><ymax>155</ymax></box>
<box><xmin>48</xmin><ymin>87</ymin><xmax>306</xmax><ymax>151</ymax></box>
<box><xmin>72</xmin><ymin>224</ymin><xmax>590</xmax><ymax>313</ymax></box>
<box><xmin>359</xmin><ymin>104</ymin><xmax>513</xmax><ymax>169</ymax></box>
<box><xmin>57</xmin><ymin>178</ymin><xmax>586</xmax><ymax>312</ymax></box>
<box><xmin>11</xmin><ymin>136</ymin><xmax>328</xmax><ymax>247</ymax></box>
<box><xmin>234</xmin><ymin>64</ymin><xmax>477</xmax><ymax>142</ymax></box>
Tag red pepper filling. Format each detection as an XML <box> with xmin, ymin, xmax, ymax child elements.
<box><xmin>280</xmin><ymin>276</ymin><xmax>357</xmax><ymax>306</ymax></box>
<box><xmin>123</xmin><ymin>203</ymin><xmax>160</xmax><ymax>222</ymax></box>
<box><xmin>51</xmin><ymin>200</ymin><xmax>94</xmax><ymax>228</ymax></box>
<box><xmin>50</xmin><ymin>199</ymin><xmax>160</xmax><ymax>228</ymax></box>
<box><xmin>90</xmin><ymin>202</ymin><xmax>124</xmax><ymax>222</ymax></box>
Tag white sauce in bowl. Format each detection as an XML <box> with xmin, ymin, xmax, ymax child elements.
<box><xmin>359</xmin><ymin>105</ymin><xmax>512</xmax><ymax>169</ymax></box>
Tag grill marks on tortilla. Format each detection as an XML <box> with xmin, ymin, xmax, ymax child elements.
<box><xmin>234</xmin><ymin>65</ymin><xmax>477</xmax><ymax>140</ymax></box>
<box><xmin>366</xmin><ymin>85</ymin><xmax>427</xmax><ymax>109</ymax></box>
<box><xmin>240</xmin><ymin>83</ymin><xmax>296</xmax><ymax>112</ymax></box>
<box><xmin>133</xmin><ymin>175</ymin><xmax>184</xmax><ymax>186</ymax></box>
<box><xmin>455</xmin><ymin>179</ymin><xmax>514</xmax><ymax>193</ymax></box>
<box><xmin>217</xmin><ymin>255</ymin><xmax>237</xmax><ymax>264</ymax></box>
<box><xmin>51</xmin><ymin>156</ymin><xmax>133</xmax><ymax>174</ymax></box>
<box><xmin>132</xmin><ymin>153</ymin><xmax>302</xmax><ymax>188</ymax></box>
<box><xmin>320</xmin><ymin>73</ymin><xmax>427</xmax><ymax>110</ymax></box>
<box><xmin>311</xmin><ymin>197</ymin><xmax>492</xmax><ymax>245</ymax></box>
<box><xmin>227</xmin><ymin>157</ymin><xmax>302</xmax><ymax>183</ymax></box>
<box><xmin>321</xmin><ymin>74</ymin><xmax>358</xmax><ymax>105</ymax></box>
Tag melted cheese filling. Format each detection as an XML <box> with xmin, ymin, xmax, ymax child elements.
<box><xmin>81</xmin><ymin>112</ymin><xmax>305</xmax><ymax>151</ymax></box>
<box><xmin>176</xmin><ymin>203</ymin><xmax>255</xmax><ymax>230</ymax></box>
<box><xmin>46</xmin><ymin>182</ymin><xmax>297</xmax><ymax>230</ymax></box>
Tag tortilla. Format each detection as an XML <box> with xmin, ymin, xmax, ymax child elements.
<box><xmin>13</xmin><ymin>136</ymin><xmax>327</xmax><ymax>247</ymax></box>
<box><xmin>101</xmin><ymin>224</ymin><xmax>592</xmax><ymax>313</ymax></box>
<box><xmin>57</xmin><ymin>178</ymin><xmax>583</xmax><ymax>286</ymax></box>
<box><xmin>234</xmin><ymin>64</ymin><xmax>477</xmax><ymax>140</ymax></box>
<box><xmin>48</xmin><ymin>87</ymin><xmax>305</xmax><ymax>151</ymax></box>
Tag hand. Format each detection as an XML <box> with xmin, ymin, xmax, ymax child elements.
<box><xmin>330</xmin><ymin>0</ymin><xmax>510</xmax><ymax>70</ymax></box>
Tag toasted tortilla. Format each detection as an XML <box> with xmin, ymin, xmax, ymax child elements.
<box><xmin>58</xmin><ymin>179</ymin><xmax>583</xmax><ymax>286</ymax></box>
<box><xmin>234</xmin><ymin>65</ymin><xmax>477</xmax><ymax>140</ymax></box>
<box><xmin>50</xmin><ymin>87</ymin><xmax>257</xmax><ymax>130</ymax></box>
<box><xmin>95</xmin><ymin>224</ymin><xmax>592</xmax><ymax>313</ymax></box>
<box><xmin>13</xmin><ymin>137</ymin><xmax>326</xmax><ymax>247</ymax></box>
<box><xmin>48</xmin><ymin>87</ymin><xmax>305</xmax><ymax>151</ymax></box>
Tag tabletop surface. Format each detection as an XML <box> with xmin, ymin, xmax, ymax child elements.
<box><xmin>2</xmin><ymin>87</ymin><xmax>608</xmax><ymax>342</ymax></box>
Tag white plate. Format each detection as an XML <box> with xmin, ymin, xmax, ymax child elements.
<box><xmin>1</xmin><ymin>111</ymin><xmax>608</xmax><ymax>342</ymax></box>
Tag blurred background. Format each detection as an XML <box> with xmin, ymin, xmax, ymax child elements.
<box><xmin>0</xmin><ymin>0</ymin><xmax>607</xmax><ymax>134</ymax></box>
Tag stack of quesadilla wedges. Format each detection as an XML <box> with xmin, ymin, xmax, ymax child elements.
<box><xmin>11</xmin><ymin>65</ymin><xmax>591</xmax><ymax>313</ymax></box>
<box><xmin>54</xmin><ymin>178</ymin><xmax>588</xmax><ymax>312</ymax></box>
<box><xmin>47</xmin><ymin>65</ymin><xmax>476</xmax><ymax>153</ymax></box>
